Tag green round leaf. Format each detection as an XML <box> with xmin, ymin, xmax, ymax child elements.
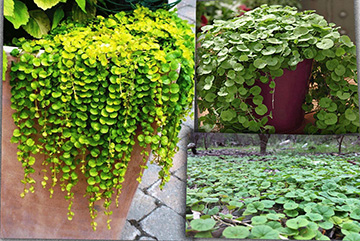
<box><xmin>350</xmin><ymin>209</ymin><xmax>360</xmax><ymax>220</ymax></box>
<box><xmin>345</xmin><ymin>109</ymin><xmax>357</xmax><ymax>122</ymax></box>
<box><xmin>250</xmin><ymin>225</ymin><xmax>279</xmax><ymax>239</ymax></box>
<box><xmin>341</xmin><ymin>222</ymin><xmax>360</xmax><ymax>235</ymax></box>
<box><xmin>251</xmin><ymin>216</ymin><xmax>268</xmax><ymax>225</ymax></box>
<box><xmin>221</xmin><ymin>109</ymin><xmax>236</xmax><ymax>122</ymax></box>
<box><xmin>284</xmin><ymin>209</ymin><xmax>299</xmax><ymax>217</ymax></box>
<box><xmin>284</xmin><ymin>202</ymin><xmax>299</xmax><ymax>210</ymax></box>
<box><xmin>254</xmin><ymin>58</ymin><xmax>267</xmax><ymax>69</ymax></box>
<box><xmin>335</xmin><ymin>64</ymin><xmax>346</xmax><ymax>76</ymax></box>
<box><xmin>293</xmin><ymin>227</ymin><xmax>316</xmax><ymax>240</ymax></box>
<box><xmin>316</xmin><ymin>39</ymin><xmax>334</xmax><ymax>50</ymax></box>
<box><xmin>223</xmin><ymin>226</ymin><xmax>250</xmax><ymax>239</ymax></box>
<box><xmin>286</xmin><ymin>218</ymin><xmax>309</xmax><ymax>229</ymax></box>
<box><xmin>87</xmin><ymin>177</ymin><xmax>96</xmax><ymax>185</ymax></box>
<box><xmin>306</xmin><ymin>213</ymin><xmax>323</xmax><ymax>221</ymax></box>
<box><xmin>324</xmin><ymin>113</ymin><xmax>338</xmax><ymax>125</ymax></box>
<box><xmin>204</xmin><ymin>93</ymin><xmax>217</xmax><ymax>102</ymax></box>
<box><xmin>255</xmin><ymin>104</ymin><xmax>268</xmax><ymax>116</ymax></box>
<box><xmin>190</xmin><ymin>218</ymin><xmax>216</xmax><ymax>232</ymax></box>
<box><xmin>344</xmin><ymin>233</ymin><xmax>360</xmax><ymax>241</ymax></box>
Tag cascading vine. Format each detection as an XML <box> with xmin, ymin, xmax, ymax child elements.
<box><xmin>8</xmin><ymin>6</ymin><xmax>194</xmax><ymax>230</ymax></box>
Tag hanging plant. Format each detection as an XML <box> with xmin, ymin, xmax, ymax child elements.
<box><xmin>8</xmin><ymin>6</ymin><xmax>194</xmax><ymax>230</ymax></box>
<box><xmin>197</xmin><ymin>5</ymin><xmax>358</xmax><ymax>134</ymax></box>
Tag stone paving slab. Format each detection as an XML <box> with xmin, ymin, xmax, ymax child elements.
<box><xmin>170</xmin><ymin>148</ymin><xmax>188</xmax><ymax>173</ymax></box>
<box><xmin>138</xmin><ymin>162</ymin><xmax>162</xmax><ymax>190</ymax></box>
<box><xmin>147</xmin><ymin>176</ymin><xmax>186</xmax><ymax>215</ymax></box>
<box><xmin>173</xmin><ymin>163</ymin><xmax>187</xmax><ymax>181</ymax></box>
<box><xmin>120</xmin><ymin>221</ymin><xmax>141</xmax><ymax>240</ymax></box>
<box><xmin>140</xmin><ymin>206</ymin><xmax>187</xmax><ymax>241</ymax></box>
<box><xmin>126</xmin><ymin>189</ymin><xmax>157</xmax><ymax>221</ymax></box>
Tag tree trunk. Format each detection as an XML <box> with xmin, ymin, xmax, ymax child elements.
<box><xmin>337</xmin><ymin>135</ymin><xmax>345</xmax><ymax>154</ymax></box>
<box><xmin>258</xmin><ymin>134</ymin><xmax>270</xmax><ymax>155</ymax></box>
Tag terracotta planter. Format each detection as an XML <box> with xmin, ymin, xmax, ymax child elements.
<box><xmin>255</xmin><ymin>59</ymin><xmax>313</xmax><ymax>133</ymax></box>
<box><xmin>0</xmin><ymin>48</ymin><xmax>151</xmax><ymax>239</ymax></box>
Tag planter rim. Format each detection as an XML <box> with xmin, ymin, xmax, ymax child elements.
<box><xmin>3</xmin><ymin>46</ymin><xmax>18</xmax><ymax>54</ymax></box>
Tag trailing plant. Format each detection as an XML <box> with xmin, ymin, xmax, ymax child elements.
<box><xmin>186</xmin><ymin>154</ymin><xmax>360</xmax><ymax>240</ymax></box>
<box><xmin>8</xmin><ymin>6</ymin><xmax>194</xmax><ymax>230</ymax></box>
<box><xmin>197</xmin><ymin>5</ymin><xmax>358</xmax><ymax>134</ymax></box>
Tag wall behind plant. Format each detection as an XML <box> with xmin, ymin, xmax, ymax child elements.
<box><xmin>302</xmin><ymin>0</ymin><xmax>356</xmax><ymax>43</ymax></box>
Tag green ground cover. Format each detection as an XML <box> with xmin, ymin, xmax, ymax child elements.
<box><xmin>186</xmin><ymin>154</ymin><xmax>360</xmax><ymax>240</ymax></box>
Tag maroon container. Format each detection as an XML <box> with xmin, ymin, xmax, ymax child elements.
<box><xmin>256</xmin><ymin>59</ymin><xmax>313</xmax><ymax>133</ymax></box>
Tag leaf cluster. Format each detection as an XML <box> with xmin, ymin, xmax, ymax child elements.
<box><xmin>186</xmin><ymin>154</ymin><xmax>360</xmax><ymax>240</ymax></box>
<box><xmin>197</xmin><ymin>5</ymin><xmax>358</xmax><ymax>134</ymax></box>
<box><xmin>8</xmin><ymin>6</ymin><xmax>194</xmax><ymax>230</ymax></box>
<box><xmin>4</xmin><ymin>0</ymin><xmax>94</xmax><ymax>39</ymax></box>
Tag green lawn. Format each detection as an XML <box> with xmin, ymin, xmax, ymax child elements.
<box><xmin>186</xmin><ymin>153</ymin><xmax>360</xmax><ymax>240</ymax></box>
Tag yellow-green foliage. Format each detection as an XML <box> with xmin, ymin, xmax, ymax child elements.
<box><xmin>9</xmin><ymin>6</ymin><xmax>195</xmax><ymax>230</ymax></box>
<box><xmin>2</xmin><ymin>50</ymin><xmax>7</xmax><ymax>80</ymax></box>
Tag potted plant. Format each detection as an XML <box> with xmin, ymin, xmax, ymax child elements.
<box><xmin>1</xmin><ymin>6</ymin><xmax>194</xmax><ymax>239</ymax></box>
<box><xmin>196</xmin><ymin>4</ymin><xmax>358</xmax><ymax>134</ymax></box>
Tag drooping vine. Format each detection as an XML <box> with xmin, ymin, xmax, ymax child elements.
<box><xmin>9</xmin><ymin>6</ymin><xmax>194</xmax><ymax>230</ymax></box>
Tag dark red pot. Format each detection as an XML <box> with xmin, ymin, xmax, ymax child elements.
<box><xmin>255</xmin><ymin>59</ymin><xmax>313</xmax><ymax>133</ymax></box>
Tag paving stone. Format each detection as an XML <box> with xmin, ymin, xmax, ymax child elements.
<box><xmin>177</xmin><ymin>5</ymin><xmax>196</xmax><ymax>22</ymax></box>
<box><xmin>148</xmin><ymin>175</ymin><xmax>186</xmax><ymax>215</ymax></box>
<box><xmin>178</xmin><ymin>124</ymin><xmax>193</xmax><ymax>141</ymax></box>
<box><xmin>139</xmin><ymin>162</ymin><xmax>162</xmax><ymax>190</ymax></box>
<box><xmin>119</xmin><ymin>220</ymin><xmax>141</xmax><ymax>240</ymax></box>
<box><xmin>178</xmin><ymin>0</ymin><xmax>196</xmax><ymax>8</ymax></box>
<box><xmin>126</xmin><ymin>189</ymin><xmax>157</xmax><ymax>221</ymax></box>
<box><xmin>170</xmin><ymin>148</ymin><xmax>187</xmax><ymax>173</ymax></box>
<box><xmin>139</xmin><ymin>236</ymin><xmax>157</xmax><ymax>240</ymax></box>
<box><xmin>177</xmin><ymin>134</ymin><xmax>190</xmax><ymax>152</ymax></box>
<box><xmin>173</xmin><ymin>163</ymin><xmax>187</xmax><ymax>181</ymax></box>
<box><xmin>141</xmin><ymin>206</ymin><xmax>187</xmax><ymax>240</ymax></box>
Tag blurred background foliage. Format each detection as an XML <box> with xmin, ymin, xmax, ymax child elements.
<box><xmin>196</xmin><ymin>0</ymin><xmax>302</xmax><ymax>32</ymax></box>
